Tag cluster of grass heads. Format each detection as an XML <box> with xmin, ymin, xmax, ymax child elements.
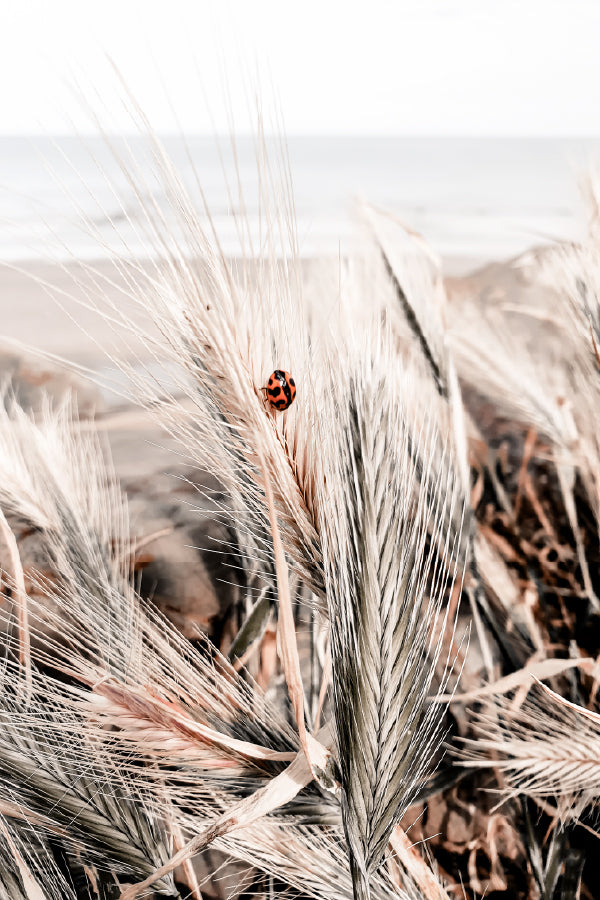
<box><xmin>2</xmin><ymin>120</ymin><xmax>600</xmax><ymax>900</ymax></box>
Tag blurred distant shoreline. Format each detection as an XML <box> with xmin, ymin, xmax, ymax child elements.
<box><xmin>2</xmin><ymin>135</ymin><xmax>599</xmax><ymax>262</ymax></box>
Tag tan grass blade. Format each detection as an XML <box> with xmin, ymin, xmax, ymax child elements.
<box><xmin>437</xmin><ymin>654</ymin><xmax>599</xmax><ymax>703</ymax></box>
<box><xmin>389</xmin><ymin>826</ymin><xmax>452</xmax><ymax>900</ymax></box>
<box><xmin>0</xmin><ymin>818</ymin><xmax>82</xmax><ymax>900</ymax></box>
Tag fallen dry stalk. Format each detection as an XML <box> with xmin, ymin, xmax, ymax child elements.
<box><xmin>168</xmin><ymin>804</ymin><xmax>204</xmax><ymax>900</ymax></box>
<box><xmin>119</xmin><ymin>722</ymin><xmax>333</xmax><ymax>900</ymax></box>
<box><xmin>260</xmin><ymin>445</ymin><xmax>333</xmax><ymax>780</ymax></box>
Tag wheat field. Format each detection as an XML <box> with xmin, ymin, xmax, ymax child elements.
<box><xmin>0</xmin><ymin>118</ymin><xmax>599</xmax><ymax>900</ymax></box>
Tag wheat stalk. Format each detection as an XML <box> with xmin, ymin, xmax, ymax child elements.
<box><xmin>40</xmin><ymin>116</ymin><xmax>329</xmax><ymax>601</ymax></box>
<box><xmin>0</xmin><ymin>660</ymin><xmax>177</xmax><ymax>895</ymax></box>
<box><xmin>461</xmin><ymin>680</ymin><xmax>600</xmax><ymax>822</ymax></box>
<box><xmin>316</xmin><ymin>324</ymin><xmax>464</xmax><ymax>899</ymax></box>
<box><xmin>214</xmin><ymin>820</ymin><xmax>423</xmax><ymax>900</ymax></box>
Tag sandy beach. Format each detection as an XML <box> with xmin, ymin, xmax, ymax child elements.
<box><xmin>0</xmin><ymin>259</ymin><xmax>154</xmax><ymax>370</ymax></box>
<box><xmin>0</xmin><ymin>253</ymin><xmax>481</xmax><ymax>364</ymax></box>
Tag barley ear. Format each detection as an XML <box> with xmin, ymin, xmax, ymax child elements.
<box><xmin>318</xmin><ymin>337</ymin><xmax>463</xmax><ymax>898</ymax></box>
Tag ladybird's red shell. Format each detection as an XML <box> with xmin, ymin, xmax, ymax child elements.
<box><xmin>266</xmin><ymin>370</ymin><xmax>296</xmax><ymax>410</ymax></box>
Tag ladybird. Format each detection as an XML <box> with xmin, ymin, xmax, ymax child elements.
<box><xmin>265</xmin><ymin>370</ymin><xmax>296</xmax><ymax>411</ymax></box>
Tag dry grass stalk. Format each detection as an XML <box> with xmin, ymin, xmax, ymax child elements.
<box><xmin>260</xmin><ymin>446</ymin><xmax>311</xmax><ymax>753</ymax></box>
<box><xmin>32</xmin><ymin>125</ymin><xmax>468</xmax><ymax>897</ymax></box>
<box><xmin>17</xmin><ymin>111</ymin><xmax>600</xmax><ymax>898</ymax></box>
<box><xmin>0</xmin><ymin>507</ymin><xmax>31</xmax><ymax>703</ymax></box>
<box><xmin>260</xmin><ymin>445</ymin><xmax>334</xmax><ymax>780</ymax></box>
<box><xmin>167</xmin><ymin>806</ymin><xmax>204</xmax><ymax>900</ymax></box>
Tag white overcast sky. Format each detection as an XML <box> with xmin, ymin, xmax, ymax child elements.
<box><xmin>2</xmin><ymin>0</ymin><xmax>600</xmax><ymax>135</ymax></box>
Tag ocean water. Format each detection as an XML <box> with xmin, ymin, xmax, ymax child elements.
<box><xmin>1</xmin><ymin>135</ymin><xmax>600</xmax><ymax>264</ymax></box>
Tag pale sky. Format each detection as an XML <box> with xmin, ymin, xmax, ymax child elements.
<box><xmin>2</xmin><ymin>0</ymin><xmax>600</xmax><ymax>135</ymax></box>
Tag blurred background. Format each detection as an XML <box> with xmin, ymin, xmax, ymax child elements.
<box><xmin>2</xmin><ymin>0</ymin><xmax>600</xmax><ymax>268</ymax></box>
